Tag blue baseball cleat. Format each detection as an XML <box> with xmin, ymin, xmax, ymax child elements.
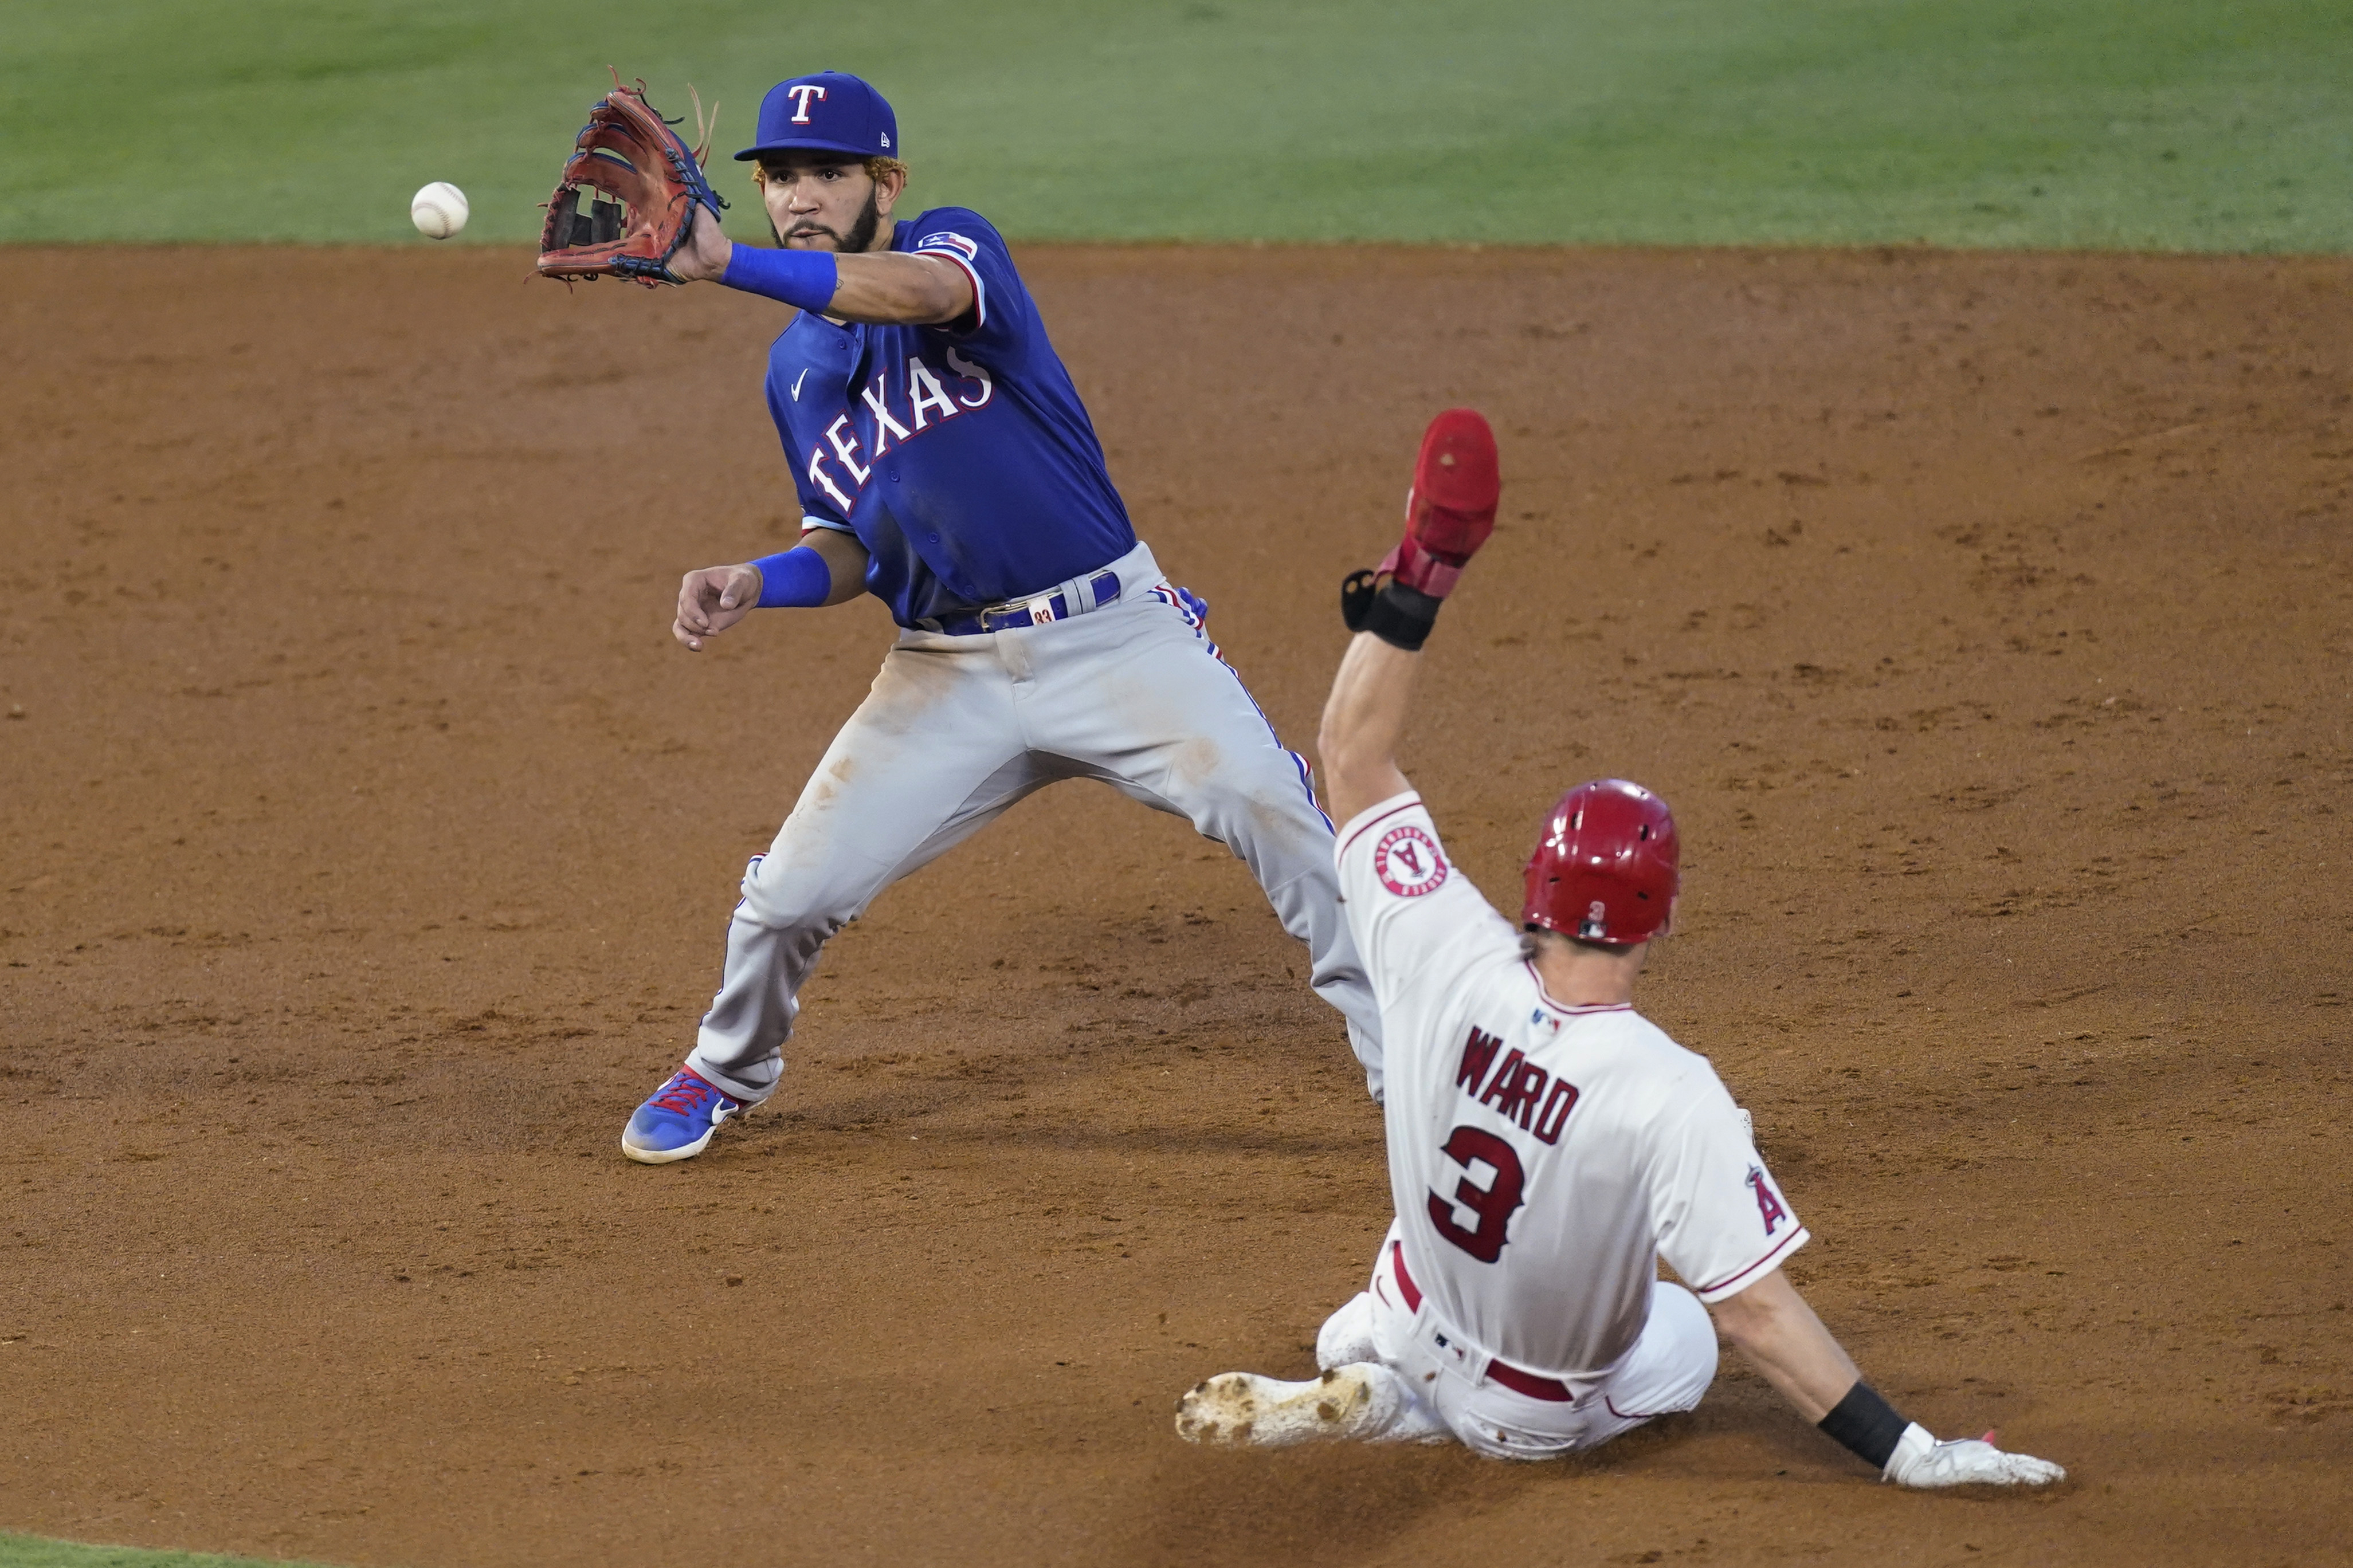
<box><xmin>622</xmin><ymin>1066</ymin><xmax>745</xmax><ymax>1165</ymax></box>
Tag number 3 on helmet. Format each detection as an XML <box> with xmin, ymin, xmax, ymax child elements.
<box><xmin>1520</xmin><ymin>779</ymin><xmax>1680</xmax><ymax>946</ymax></box>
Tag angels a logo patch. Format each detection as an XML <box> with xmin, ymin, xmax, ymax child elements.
<box><xmin>1746</xmin><ymin>1165</ymin><xmax>1790</xmax><ymax>1236</ymax></box>
<box><xmin>1374</xmin><ymin>825</ymin><xmax>1449</xmax><ymax>897</ymax></box>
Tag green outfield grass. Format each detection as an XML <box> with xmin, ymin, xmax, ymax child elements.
<box><xmin>0</xmin><ymin>1536</ymin><xmax>340</xmax><ymax>1568</ymax></box>
<box><xmin>3</xmin><ymin>0</ymin><xmax>2346</xmax><ymax>250</ymax></box>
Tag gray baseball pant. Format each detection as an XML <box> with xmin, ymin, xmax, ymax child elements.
<box><xmin>684</xmin><ymin>540</ymin><xmax>1385</xmax><ymax>1103</ymax></box>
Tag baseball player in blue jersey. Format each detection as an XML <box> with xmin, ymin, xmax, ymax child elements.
<box><xmin>616</xmin><ymin>71</ymin><xmax>1383</xmax><ymax>1162</ymax></box>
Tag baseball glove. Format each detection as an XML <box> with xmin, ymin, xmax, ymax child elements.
<box><xmin>538</xmin><ymin>74</ymin><xmax>727</xmax><ymax>286</ymax></box>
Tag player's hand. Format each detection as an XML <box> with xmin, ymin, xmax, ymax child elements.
<box><xmin>1883</xmin><ymin>1423</ymin><xmax>2065</xmax><ymax>1488</ymax></box>
<box><xmin>673</xmin><ymin>563</ymin><xmax>762</xmax><ymax>651</ymax></box>
<box><xmin>665</xmin><ymin>202</ymin><xmax>733</xmax><ymax>285</ymax></box>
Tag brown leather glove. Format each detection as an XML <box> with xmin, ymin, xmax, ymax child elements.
<box><xmin>539</xmin><ymin>74</ymin><xmax>725</xmax><ymax>287</ymax></box>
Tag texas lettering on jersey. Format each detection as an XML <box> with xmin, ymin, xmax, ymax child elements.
<box><xmin>760</xmin><ymin>205</ymin><xmax>1137</xmax><ymax>627</ymax></box>
<box><xmin>801</xmin><ymin>345</ymin><xmax>993</xmax><ymax>514</ymax></box>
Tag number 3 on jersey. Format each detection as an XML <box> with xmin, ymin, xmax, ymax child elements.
<box><xmin>1428</xmin><ymin>1125</ymin><xmax>1527</xmax><ymax>1263</ymax></box>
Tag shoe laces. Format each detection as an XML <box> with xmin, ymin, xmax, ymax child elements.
<box><xmin>649</xmin><ymin>1069</ymin><xmax>724</xmax><ymax>1116</ymax></box>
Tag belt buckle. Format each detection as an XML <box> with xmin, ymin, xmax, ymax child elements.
<box><xmin>980</xmin><ymin>576</ymin><xmax>1101</xmax><ymax>633</ymax></box>
<box><xmin>989</xmin><ymin>592</ymin><xmax>1059</xmax><ymax>630</ymax></box>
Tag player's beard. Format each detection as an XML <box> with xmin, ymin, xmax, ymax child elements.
<box><xmin>772</xmin><ymin>187</ymin><xmax>884</xmax><ymax>254</ymax></box>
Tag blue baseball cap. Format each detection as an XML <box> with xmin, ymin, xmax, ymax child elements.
<box><xmin>735</xmin><ymin>72</ymin><xmax>899</xmax><ymax>162</ymax></box>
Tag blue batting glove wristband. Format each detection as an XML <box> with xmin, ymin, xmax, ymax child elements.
<box><xmin>751</xmin><ymin>546</ymin><xmax>833</xmax><ymax>608</ymax></box>
<box><xmin>720</xmin><ymin>246</ymin><xmax>840</xmax><ymax>313</ymax></box>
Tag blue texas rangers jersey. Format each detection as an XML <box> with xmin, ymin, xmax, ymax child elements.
<box><xmin>762</xmin><ymin>207</ymin><xmax>1136</xmax><ymax>628</ymax></box>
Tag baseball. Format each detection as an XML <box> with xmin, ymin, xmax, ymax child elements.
<box><xmin>410</xmin><ymin>182</ymin><xmax>468</xmax><ymax>239</ymax></box>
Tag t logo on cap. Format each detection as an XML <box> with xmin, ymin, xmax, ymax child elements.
<box><xmin>738</xmin><ymin>72</ymin><xmax>901</xmax><ymax>164</ymax></box>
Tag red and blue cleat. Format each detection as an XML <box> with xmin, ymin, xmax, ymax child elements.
<box><xmin>621</xmin><ymin>1066</ymin><xmax>744</xmax><ymax>1165</ymax></box>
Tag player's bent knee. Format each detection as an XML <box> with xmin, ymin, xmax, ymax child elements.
<box><xmin>1638</xmin><ymin>1281</ymin><xmax>1720</xmax><ymax>1412</ymax></box>
<box><xmin>1198</xmin><ymin>769</ymin><xmax>1334</xmax><ymax>853</ymax></box>
<box><xmin>1654</xmin><ymin>1279</ymin><xmax>1712</xmax><ymax>1335</ymax></box>
<box><xmin>732</xmin><ymin>852</ymin><xmax>866</xmax><ymax>935</ymax></box>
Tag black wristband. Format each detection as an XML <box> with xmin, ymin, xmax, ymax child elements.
<box><xmin>1362</xmin><ymin>583</ymin><xmax>1440</xmax><ymax>651</ymax></box>
<box><xmin>1817</xmin><ymin>1381</ymin><xmax>1909</xmax><ymax>1469</ymax></box>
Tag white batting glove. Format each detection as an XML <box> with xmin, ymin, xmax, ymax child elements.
<box><xmin>1884</xmin><ymin>1422</ymin><xmax>2065</xmax><ymax>1488</ymax></box>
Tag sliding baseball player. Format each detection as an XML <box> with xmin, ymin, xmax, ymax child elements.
<box><xmin>1174</xmin><ymin>410</ymin><xmax>2065</xmax><ymax>1486</ymax></box>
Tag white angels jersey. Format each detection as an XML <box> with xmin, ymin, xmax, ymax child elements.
<box><xmin>1336</xmin><ymin>791</ymin><xmax>1808</xmax><ymax>1380</ymax></box>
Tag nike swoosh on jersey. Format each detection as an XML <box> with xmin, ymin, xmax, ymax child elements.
<box><xmin>791</xmin><ymin>368</ymin><xmax>809</xmax><ymax>401</ymax></box>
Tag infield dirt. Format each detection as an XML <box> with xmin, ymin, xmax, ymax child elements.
<box><xmin>3</xmin><ymin>245</ymin><xmax>2349</xmax><ymax>1567</ymax></box>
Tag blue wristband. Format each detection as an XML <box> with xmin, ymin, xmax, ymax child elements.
<box><xmin>720</xmin><ymin>245</ymin><xmax>840</xmax><ymax>313</ymax></box>
<box><xmin>751</xmin><ymin>546</ymin><xmax>833</xmax><ymax>609</ymax></box>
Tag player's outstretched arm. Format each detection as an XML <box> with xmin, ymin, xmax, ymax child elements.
<box><xmin>668</xmin><ymin>204</ymin><xmax>972</xmax><ymax>325</ymax></box>
<box><xmin>672</xmin><ymin>529</ymin><xmax>869</xmax><ymax>651</ymax></box>
<box><xmin>1318</xmin><ymin>635</ymin><xmax>1419</xmax><ymax>825</ymax></box>
<box><xmin>1318</xmin><ymin>410</ymin><xmax>1501</xmax><ymax>823</ymax></box>
<box><xmin>1705</xmin><ymin>1267</ymin><xmax>1862</xmax><ymax>1420</ymax></box>
<box><xmin>823</xmin><ymin>251</ymin><xmax>971</xmax><ymax>325</ymax></box>
<box><xmin>1709</xmin><ymin>1268</ymin><xmax>2065</xmax><ymax>1487</ymax></box>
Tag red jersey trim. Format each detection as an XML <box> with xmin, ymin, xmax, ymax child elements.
<box><xmin>1338</xmin><ymin>792</ymin><xmax>1425</xmax><ymax>857</ymax></box>
<box><xmin>1692</xmin><ymin>1224</ymin><xmax>1811</xmax><ymax>1301</ymax></box>
<box><xmin>919</xmin><ymin>248</ymin><xmax>988</xmax><ymax>332</ymax></box>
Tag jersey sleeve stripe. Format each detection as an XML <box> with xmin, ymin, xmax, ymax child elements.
<box><xmin>800</xmin><ymin>514</ymin><xmax>856</xmax><ymax>535</ymax></box>
<box><xmin>919</xmin><ymin>249</ymin><xmax>987</xmax><ymax>332</ymax></box>
<box><xmin>1336</xmin><ymin>791</ymin><xmax>1424</xmax><ymax>856</ymax></box>
<box><xmin>1691</xmin><ymin>1224</ymin><xmax>1810</xmax><ymax>1302</ymax></box>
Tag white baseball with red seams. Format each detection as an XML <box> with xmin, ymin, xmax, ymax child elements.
<box><xmin>410</xmin><ymin>182</ymin><xmax>468</xmax><ymax>239</ymax></box>
<box><xmin>1319</xmin><ymin>789</ymin><xmax>1806</xmax><ymax>1455</ymax></box>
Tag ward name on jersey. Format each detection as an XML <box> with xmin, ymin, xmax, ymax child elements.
<box><xmin>1338</xmin><ymin>791</ymin><xmax>1809</xmax><ymax>1380</ymax></box>
<box><xmin>762</xmin><ymin>207</ymin><xmax>1136</xmax><ymax>629</ymax></box>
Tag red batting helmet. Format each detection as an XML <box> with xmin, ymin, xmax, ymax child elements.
<box><xmin>1521</xmin><ymin>779</ymin><xmax>1680</xmax><ymax>946</ymax></box>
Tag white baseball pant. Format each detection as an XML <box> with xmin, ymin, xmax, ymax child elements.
<box><xmin>1315</xmin><ymin>1219</ymin><xmax>1719</xmax><ymax>1459</ymax></box>
<box><xmin>684</xmin><ymin>540</ymin><xmax>1385</xmax><ymax>1102</ymax></box>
